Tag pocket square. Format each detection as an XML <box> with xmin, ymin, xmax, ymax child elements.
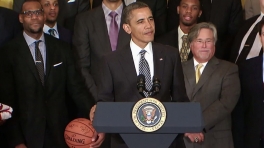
<box><xmin>53</xmin><ymin>62</ymin><xmax>63</xmax><ymax>67</ymax></box>
<box><xmin>0</xmin><ymin>103</ymin><xmax>13</xmax><ymax>120</ymax></box>
<box><xmin>67</xmin><ymin>0</ymin><xmax>75</xmax><ymax>3</ymax></box>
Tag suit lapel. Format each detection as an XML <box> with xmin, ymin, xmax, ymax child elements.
<box><xmin>93</xmin><ymin>7</ymin><xmax>112</xmax><ymax>51</ymax></box>
<box><xmin>184</xmin><ymin>59</ymin><xmax>196</xmax><ymax>99</ymax></box>
<box><xmin>192</xmin><ymin>57</ymin><xmax>219</xmax><ymax>98</ymax></box>
<box><xmin>44</xmin><ymin>35</ymin><xmax>56</xmax><ymax>83</ymax></box>
<box><xmin>17</xmin><ymin>34</ymin><xmax>43</xmax><ymax>85</ymax></box>
<box><xmin>152</xmin><ymin>43</ymin><xmax>165</xmax><ymax>79</ymax></box>
<box><xmin>118</xmin><ymin>44</ymin><xmax>142</xmax><ymax>100</ymax></box>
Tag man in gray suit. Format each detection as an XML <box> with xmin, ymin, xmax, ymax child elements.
<box><xmin>182</xmin><ymin>22</ymin><xmax>240</xmax><ymax>148</ymax></box>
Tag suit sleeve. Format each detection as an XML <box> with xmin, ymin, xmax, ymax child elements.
<box><xmin>72</xmin><ymin>14</ymin><xmax>98</xmax><ymax>101</ymax></box>
<box><xmin>0</xmin><ymin>46</ymin><xmax>25</xmax><ymax>147</ymax></box>
<box><xmin>65</xmin><ymin>43</ymin><xmax>95</xmax><ymax>117</ymax></box>
<box><xmin>153</xmin><ymin>0</ymin><xmax>167</xmax><ymax>37</ymax></box>
<box><xmin>228</xmin><ymin>0</ymin><xmax>244</xmax><ymax>36</ymax></box>
<box><xmin>203</xmin><ymin>64</ymin><xmax>240</xmax><ymax>131</ymax></box>
<box><xmin>96</xmin><ymin>56</ymin><xmax>115</xmax><ymax>102</ymax></box>
<box><xmin>171</xmin><ymin>49</ymin><xmax>189</xmax><ymax>102</ymax></box>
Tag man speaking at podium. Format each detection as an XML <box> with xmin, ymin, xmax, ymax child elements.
<box><xmin>91</xmin><ymin>2</ymin><xmax>192</xmax><ymax>148</ymax></box>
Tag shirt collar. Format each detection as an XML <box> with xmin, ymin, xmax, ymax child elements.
<box><xmin>43</xmin><ymin>23</ymin><xmax>58</xmax><ymax>34</ymax></box>
<box><xmin>193</xmin><ymin>57</ymin><xmax>208</xmax><ymax>67</ymax></box>
<box><xmin>23</xmin><ymin>31</ymin><xmax>45</xmax><ymax>46</ymax></box>
<box><xmin>130</xmin><ymin>39</ymin><xmax>152</xmax><ymax>56</ymax></box>
<box><xmin>178</xmin><ymin>26</ymin><xmax>187</xmax><ymax>37</ymax></box>
<box><xmin>102</xmin><ymin>2</ymin><xmax>123</xmax><ymax>17</ymax></box>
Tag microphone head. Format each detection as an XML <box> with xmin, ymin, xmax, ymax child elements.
<box><xmin>137</xmin><ymin>74</ymin><xmax>145</xmax><ymax>92</ymax></box>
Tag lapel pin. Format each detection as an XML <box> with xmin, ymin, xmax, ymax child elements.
<box><xmin>160</xmin><ymin>58</ymin><xmax>163</xmax><ymax>61</ymax></box>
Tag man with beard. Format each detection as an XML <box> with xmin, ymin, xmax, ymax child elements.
<box><xmin>155</xmin><ymin>0</ymin><xmax>202</xmax><ymax>62</ymax></box>
<box><xmin>0</xmin><ymin>1</ymin><xmax>104</xmax><ymax>147</ymax></box>
<box><xmin>39</xmin><ymin>0</ymin><xmax>72</xmax><ymax>44</ymax></box>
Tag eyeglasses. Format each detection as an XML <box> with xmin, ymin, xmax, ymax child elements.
<box><xmin>21</xmin><ymin>9</ymin><xmax>44</xmax><ymax>18</ymax></box>
<box><xmin>194</xmin><ymin>39</ymin><xmax>214</xmax><ymax>45</ymax></box>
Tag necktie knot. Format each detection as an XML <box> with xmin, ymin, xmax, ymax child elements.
<box><xmin>35</xmin><ymin>40</ymin><xmax>41</xmax><ymax>47</ymax></box>
<box><xmin>182</xmin><ymin>35</ymin><xmax>188</xmax><ymax>41</ymax></box>
<box><xmin>196</xmin><ymin>63</ymin><xmax>203</xmax><ymax>69</ymax></box>
<box><xmin>48</xmin><ymin>28</ymin><xmax>56</xmax><ymax>37</ymax></box>
<box><xmin>109</xmin><ymin>11</ymin><xmax>118</xmax><ymax>18</ymax></box>
<box><xmin>139</xmin><ymin>50</ymin><xmax>147</xmax><ymax>57</ymax></box>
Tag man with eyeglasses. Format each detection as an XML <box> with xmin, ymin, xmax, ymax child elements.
<box><xmin>38</xmin><ymin>0</ymin><xmax>72</xmax><ymax>44</ymax></box>
<box><xmin>181</xmin><ymin>22</ymin><xmax>240</xmax><ymax>148</ymax></box>
<box><xmin>0</xmin><ymin>1</ymin><xmax>104</xmax><ymax>148</ymax></box>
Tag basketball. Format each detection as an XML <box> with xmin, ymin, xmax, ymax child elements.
<box><xmin>64</xmin><ymin>118</ymin><xmax>95</xmax><ymax>148</ymax></box>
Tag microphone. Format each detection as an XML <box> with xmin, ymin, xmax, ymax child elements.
<box><xmin>151</xmin><ymin>77</ymin><xmax>161</xmax><ymax>96</ymax></box>
<box><xmin>137</xmin><ymin>74</ymin><xmax>145</xmax><ymax>93</ymax></box>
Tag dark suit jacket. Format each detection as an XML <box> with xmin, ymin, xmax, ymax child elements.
<box><xmin>97</xmin><ymin>42</ymin><xmax>189</xmax><ymax>147</ymax></box>
<box><xmin>167</xmin><ymin>0</ymin><xmax>243</xmax><ymax>59</ymax></box>
<box><xmin>155</xmin><ymin>28</ymin><xmax>193</xmax><ymax>60</ymax></box>
<box><xmin>73</xmin><ymin>6</ymin><xmax>131</xmax><ymax>100</ymax></box>
<box><xmin>92</xmin><ymin>0</ymin><xmax>167</xmax><ymax>37</ymax></box>
<box><xmin>229</xmin><ymin>15</ymin><xmax>259</xmax><ymax>64</ymax></box>
<box><xmin>232</xmin><ymin>56</ymin><xmax>264</xmax><ymax>148</ymax></box>
<box><xmin>13</xmin><ymin>0</ymin><xmax>90</xmax><ymax>31</ymax></box>
<box><xmin>0</xmin><ymin>7</ymin><xmax>22</xmax><ymax>48</ymax></box>
<box><xmin>182</xmin><ymin>57</ymin><xmax>240</xmax><ymax>148</ymax></box>
<box><xmin>0</xmin><ymin>33</ymin><xmax>94</xmax><ymax>148</ymax></box>
<box><xmin>57</xmin><ymin>24</ymin><xmax>72</xmax><ymax>44</ymax></box>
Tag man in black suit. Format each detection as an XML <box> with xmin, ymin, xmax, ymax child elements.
<box><xmin>13</xmin><ymin>0</ymin><xmax>90</xmax><ymax>31</ymax></box>
<box><xmin>167</xmin><ymin>0</ymin><xmax>243</xmax><ymax>59</ymax></box>
<box><xmin>0</xmin><ymin>1</ymin><xmax>104</xmax><ymax>147</ymax></box>
<box><xmin>92</xmin><ymin>0</ymin><xmax>167</xmax><ymax>37</ymax></box>
<box><xmin>39</xmin><ymin>0</ymin><xmax>72</xmax><ymax>44</ymax></box>
<box><xmin>90</xmin><ymin>2</ymin><xmax>189</xmax><ymax>147</ymax></box>
<box><xmin>230</xmin><ymin>0</ymin><xmax>264</xmax><ymax>65</ymax></box>
<box><xmin>232</xmin><ymin>20</ymin><xmax>264</xmax><ymax>148</ymax></box>
<box><xmin>0</xmin><ymin>6</ymin><xmax>22</xmax><ymax>48</ymax></box>
<box><xmin>73</xmin><ymin>0</ymin><xmax>130</xmax><ymax>100</ymax></box>
<box><xmin>155</xmin><ymin>0</ymin><xmax>202</xmax><ymax>62</ymax></box>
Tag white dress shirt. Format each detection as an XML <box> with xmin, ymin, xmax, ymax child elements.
<box><xmin>237</xmin><ymin>12</ymin><xmax>264</xmax><ymax>61</ymax></box>
<box><xmin>130</xmin><ymin>40</ymin><xmax>154</xmax><ymax>80</ymax></box>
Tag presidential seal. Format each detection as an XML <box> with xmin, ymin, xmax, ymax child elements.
<box><xmin>132</xmin><ymin>98</ymin><xmax>166</xmax><ymax>132</ymax></box>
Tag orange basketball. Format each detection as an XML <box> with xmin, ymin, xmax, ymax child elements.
<box><xmin>64</xmin><ymin>118</ymin><xmax>95</xmax><ymax>148</ymax></box>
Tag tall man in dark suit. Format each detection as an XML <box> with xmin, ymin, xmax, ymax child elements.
<box><xmin>73</xmin><ymin>0</ymin><xmax>130</xmax><ymax>100</ymax></box>
<box><xmin>168</xmin><ymin>0</ymin><xmax>243</xmax><ymax>59</ymax></box>
<box><xmin>0</xmin><ymin>6</ymin><xmax>22</xmax><ymax>48</ymax></box>
<box><xmin>182</xmin><ymin>22</ymin><xmax>240</xmax><ymax>148</ymax></box>
<box><xmin>232</xmin><ymin>20</ymin><xmax>264</xmax><ymax>148</ymax></box>
<box><xmin>92</xmin><ymin>0</ymin><xmax>167</xmax><ymax>37</ymax></box>
<box><xmin>230</xmin><ymin>0</ymin><xmax>264</xmax><ymax>65</ymax></box>
<box><xmin>39</xmin><ymin>0</ymin><xmax>72</xmax><ymax>44</ymax></box>
<box><xmin>156</xmin><ymin>0</ymin><xmax>202</xmax><ymax>62</ymax></box>
<box><xmin>90</xmin><ymin>2</ymin><xmax>190</xmax><ymax>147</ymax></box>
<box><xmin>13</xmin><ymin>0</ymin><xmax>90</xmax><ymax>31</ymax></box>
<box><xmin>0</xmin><ymin>1</ymin><xmax>104</xmax><ymax>148</ymax></box>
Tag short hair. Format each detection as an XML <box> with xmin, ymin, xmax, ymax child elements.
<box><xmin>258</xmin><ymin>20</ymin><xmax>264</xmax><ymax>35</ymax></box>
<box><xmin>188</xmin><ymin>22</ymin><xmax>217</xmax><ymax>44</ymax></box>
<box><xmin>178</xmin><ymin>0</ymin><xmax>202</xmax><ymax>10</ymax></box>
<box><xmin>122</xmin><ymin>2</ymin><xmax>150</xmax><ymax>24</ymax></box>
<box><xmin>20</xmin><ymin>0</ymin><xmax>42</xmax><ymax>13</ymax></box>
